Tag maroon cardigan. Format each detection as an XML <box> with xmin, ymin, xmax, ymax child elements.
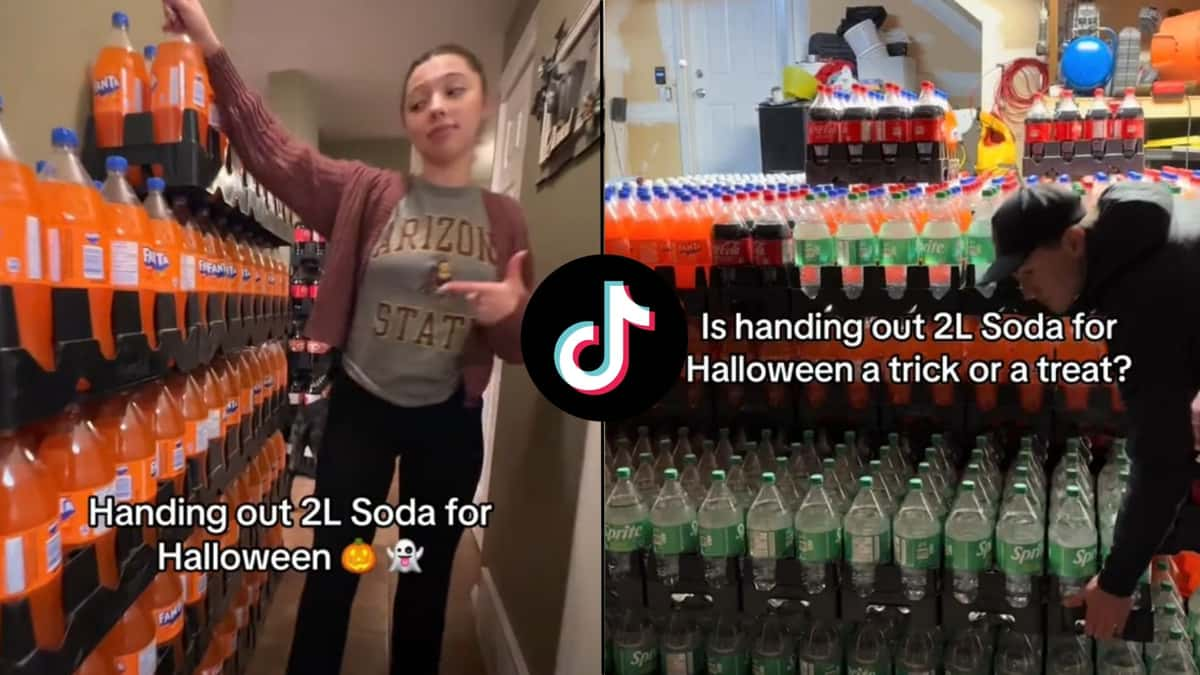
<box><xmin>205</xmin><ymin>49</ymin><xmax>532</xmax><ymax>407</ymax></box>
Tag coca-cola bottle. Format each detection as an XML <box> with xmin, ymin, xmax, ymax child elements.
<box><xmin>876</xmin><ymin>83</ymin><xmax>911</xmax><ymax>164</ymax></box>
<box><xmin>1025</xmin><ymin>94</ymin><xmax>1053</xmax><ymax>162</ymax></box>
<box><xmin>841</xmin><ymin>84</ymin><xmax>874</xmax><ymax>164</ymax></box>
<box><xmin>1116</xmin><ymin>87</ymin><xmax>1144</xmax><ymax>159</ymax></box>
<box><xmin>807</xmin><ymin>86</ymin><xmax>841</xmax><ymax>165</ymax></box>
<box><xmin>1054</xmin><ymin>90</ymin><xmax>1083</xmax><ymax>161</ymax></box>
<box><xmin>911</xmin><ymin>81</ymin><xmax>944</xmax><ymax>163</ymax></box>
<box><xmin>1084</xmin><ymin>88</ymin><xmax>1112</xmax><ymax>160</ymax></box>
<box><xmin>711</xmin><ymin>193</ymin><xmax>752</xmax><ymax>267</ymax></box>
<box><xmin>290</xmin><ymin>274</ymin><xmax>307</xmax><ymax>301</ymax></box>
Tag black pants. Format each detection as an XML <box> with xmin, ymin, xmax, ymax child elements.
<box><xmin>285</xmin><ymin>370</ymin><xmax>484</xmax><ymax>675</ymax></box>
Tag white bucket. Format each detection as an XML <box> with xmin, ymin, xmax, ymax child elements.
<box><xmin>843</xmin><ymin>18</ymin><xmax>883</xmax><ymax>57</ymax></box>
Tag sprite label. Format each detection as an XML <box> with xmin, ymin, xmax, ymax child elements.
<box><xmin>617</xmin><ymin>645</ymin><xmax>659</xmax><ymax>675</ymax></box>
<box><xmin>796</xmin><ymin>528</ymin><xmax>841</xmax><ymax>563</ymax></box>
<box><xmin>895</xmin><ymin>532</ymin><xmax>941</xmax><ymax>569</ymax></box>
<box><xmin>607</xmin><ymin>520</ymin><xmax>650</xmax><ymax>552</ymax></box>
<box><xmin>922</xmin><ymin>236</ymin><xmax>962</xmax><ymax>265</ymax></box>
<box><xmin>946</xmin><ymin>535</ymin><xmax>993</xmax><ymax>572</ymax></box>
<box><xmin>1049</xmin><ymin>541</ymin><xmax>1098</xmax><ymax>578</ymax></box>
<box><xmin>996</xmin><ymin>539</ymin><xmax>1044</xmax><ymax>575</ymax></box>
<box><xmin>797</xmin><ymin>238</ymin><xmax>837</xmax><ymax>266</ymax></box>
<box><xmin>700</xmin><ymin>523</ymin><xmax>746</xmax><ymax>557</ymax></box>
<box><xmin>753</xmin><ymin>657</ymin><xmax>797</xmax><ymax>675</ymax></box>
<box><xmin>798</xmin><ymin>660</ymin><xmax>841</xmax><ymax>675</ymax></box>
<box><xmin>664</xmin><ymin>648</ymin><xmax>706</xmax><ymax>675</ymax></box>
<box><xmin>848</xmin><ymin>665</ymin><xmax>890</xmax><ymax>675</ymax></box>
<box><xmin>709</xmin><ymin>652</ymin><xmax>750</xmax><ymax>674</ymax></box>
<box><xmin>654</xmin><ymin>521</ymin><xmax>700</xmax><ymax>556</ymax></box>
<box><xmin>964</xmin><ymin>235</ymin><xmax>995</xmax><ymax>266</ymax></box>
<box><xmin>839</xmin><ymin>237</ymin><xmax>880</xmax><ymax>266</ymax></box>
<box><xmin>879</xmin><ymin>237</ymin><xmax>920</xmax><ymax>265</ymax></box>
<box><xmin>749</xmin><ymin>527</ymin><xmax>795</xmax><ymax>559</ymax></box>
<box><xmin>846</xmin><ymin>529</ymin><xmax>892</xmax><ymax>564</ymax></box>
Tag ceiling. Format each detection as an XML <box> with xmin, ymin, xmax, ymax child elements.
<box><xmin>226</xmin><ymin>0</ymin><xmax>520</xmax><ymax>141</ymax></box>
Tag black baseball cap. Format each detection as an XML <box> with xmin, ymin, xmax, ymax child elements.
<box><xmin>978</xmin><ymin>185</ymin><xmax>1087</xmax><ymax>285</ymax></box>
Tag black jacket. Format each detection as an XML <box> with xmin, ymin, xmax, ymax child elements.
<box><xmin>1074</xmin><ymin>181</ymin><xmax>1200</xmax><ymax>597</ymax></box>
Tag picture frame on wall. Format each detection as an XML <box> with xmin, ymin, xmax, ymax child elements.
<box><xmin>536</xmin><ymin>0</ymin><xmax>602</xmax><ymax>184</ymax></box>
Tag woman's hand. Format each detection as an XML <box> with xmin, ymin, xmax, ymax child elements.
<box><xmin>438</xmin><ymin>251</ymin><xmax>529</xmax><ymax>326</ymax></box>
<box><xmin>162</xmin><ymin>0</ymin><xmax>222</xmax><ymax>56</ymax></box>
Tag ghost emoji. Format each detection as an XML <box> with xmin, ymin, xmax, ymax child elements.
<box><xmin>387</xmin><ymin>538</ymin><xmax>424</xmax><ymax>574</ymax></box>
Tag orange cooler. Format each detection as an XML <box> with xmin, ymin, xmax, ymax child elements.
<box><xmin>0</xmin><ymin>432</ymin><xmax>65</xmax><ymax>650</ymax></box>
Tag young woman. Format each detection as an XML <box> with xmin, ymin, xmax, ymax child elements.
<box><xmin>161</xmin><ymin>2</ymin><xmax>532</xmax><ymax>674</ymax></box>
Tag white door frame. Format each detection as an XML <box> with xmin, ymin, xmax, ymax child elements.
<box><xmin>477</xmin><ymin>10</ymin><xmax>538</xmax><ymax>552</ymax></box>
<box><xmin>670</xmin><ymin>0</ymin><xmax>791</xmax><ymax>176</ymax></box>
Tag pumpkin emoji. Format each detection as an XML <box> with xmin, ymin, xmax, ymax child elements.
<box><xmin>341</xmin><ymin>538</ymin><xmax>376</xmax><ymax>574</ymax></box>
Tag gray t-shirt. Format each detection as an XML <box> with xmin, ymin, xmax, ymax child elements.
<box><xmin>343</xmin><ymin>178</ymin><xmax>498</xmax><ymax>406</ymax></box>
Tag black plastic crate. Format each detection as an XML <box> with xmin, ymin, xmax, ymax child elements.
<box><xmin>741</xmin><ymin>558</ymin><xmax>839</xmax><ymax>620</ymax></box>
<box><xmin>645</xmin><ymin>553</ymin><xmax>740</xmax><ymax>615</ymax></box>
<box><xmin>1045</xmin><ymin>575</ymin><xmax>1153</xmax><ymax>642</ymax></box>
<box><xmin>840</xmin><ymin>563</ymin><xmax>939</xmax><ymax>629</ymax></box>
<box><xmin>605</xmin><ymin>550</ymin><xmax>648</xmax><ymax>613</ymax></box>
<box><xmin>940</xmin><ymin>569</ymin><xmax>1045</xmax><ymax>635</ymax></box>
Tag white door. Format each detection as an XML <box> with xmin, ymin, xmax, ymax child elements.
<box><xmin>477</xmin><ymin>17</ymin><xmax>537</xmax><ymax>551</ymax></box>
<box><xmin>679</xmin><ymin>0</ymin><xmax>789</xmax><ymax>174</ymax></box>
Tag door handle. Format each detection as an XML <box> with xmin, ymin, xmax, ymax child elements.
<box><xmin>694</xmin><ymin>88</ymin><xmax>707</xmax><ymax>99</ymax></box>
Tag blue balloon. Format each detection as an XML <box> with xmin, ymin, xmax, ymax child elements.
<box><xmin>1061</xmin><ymin>36</ymin><xmax>1114</xmax><ymax>90</ymax></box>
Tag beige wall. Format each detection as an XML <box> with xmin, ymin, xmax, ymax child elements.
<box><xmin>481</xmin><ymin>1</ymin><xmax>600</xmax><ymax>674</ymax></box>
<box><xmin>0</xmin><ymin>0</ymin><xmax>233</xmax><ymax>160</ymax></box>
<box><xmin>321</xmin><ymin>136</ymin><xmax>412</xmax><ymax>174</ymax></box>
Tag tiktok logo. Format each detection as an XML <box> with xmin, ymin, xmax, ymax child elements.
<box><xmin>554</xmin><ymin>282</ymin><xmax>655</xmax><ymax>395</ymax></box>
<box><xmin>522</xmin><ymin>255</ymin><xmax>686</xmax><ymax>421</ymax></box>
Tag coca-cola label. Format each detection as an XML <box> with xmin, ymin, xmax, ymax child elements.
<box><xmin>808</xmin><ymin>120</ymin><xmax>839</xmax><ymax>145</ymax></box>
<box><xmin>1054</xmin><ymin>120</ymin><xmax>1081</xmax><ymax>142</ymax></box>
<box><xmin>882</xmin><ymin>119</ymin><xmax>910</xmax><ymax>143</ymax></box>
<box><xmin>840</xmin><ymin>119</ymin><xmax>870</xmax><ymax>144</ymax></box>
<box><xmin>752</xmin><ymin>240</ymin><xmax>787</xmax><ymax>267</ymax></box>
<box><xmin>712</xmin><ymin>239</ymin><xmax>750</xmax><ymax>266</ymax></box>
<box><xmin>910</xmin><ymin>119</ymin><xmax>941</xmax><ymax>142</ymax></box>
<box><xmin>1081</xmin><ymin>118</ymin><xmax>1108</xmax><ymax>141</ymax></box>
<box><xmin>1026</xmin><ymin>121</ymin><xmax>1051</xmax><ymax>143</ymax></box>
<box><xmin>1121</xmin><ymin>117</ymin><xmax>1145</xmax><ymax>140</ymax></box>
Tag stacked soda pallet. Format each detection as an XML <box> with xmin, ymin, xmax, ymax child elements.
<box><xmin>283</xmin><ymin>224</ymin><xmax>331</xmax><ymax>480</ymax></box>
<box><xmin>602</xmin><ymin>427</ymin><xmax>1174</xmax><ymax>675</ymax></box>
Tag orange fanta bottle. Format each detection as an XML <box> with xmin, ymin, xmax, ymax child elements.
<box><xmin>195</xmin><ymin>207</ymin><xmax>224</xmax><ymax>326</ymax></box>
<box><xmin>219</xmin><ymin>232</ymin><xmax>242</xmax><ymax>326</ymax></box>
<box><xmin>169</xmin><ymin>373</ymin><xmax>208</xmax><ymax>487</ymax></box>
<box><xmin>99</xmin><ymin>155</ymin><xmax>151</xmax><ymax>347</ymax></box>
<box><xmin>93</xmin><ymin>393</ymin><xmax>157</xmax><ymax>545</ymax></box>
<box><xmin>146</xmin><ymin>571</ymin><xmax>185</xmax><ymax>667</ymax></box>
<box><xmin>99</xmin><ymin>595</ymin><xmax>157</xmax><ymax>674</ymax></box>
<box><xmin>136</xmin><ymin>381</ymin><xmax>187</xmax><ymax>496</ymax></box>
<box><xmin>92</xmin><ymin>12</ymin><xmax>148</xmax><ymax>148</ymax></box>
<box><xmin>213</xmin><ymin>358</ymin><xmax>242</xmax><ymax>458</ymax></box>
<box><xmin>41</xmin><ymin>128</ymin><xmax>118</xmax><ymax>360</ymax></box>
<box><xmin>0</xmin><ymin>431</ymin><xmax>65</xmax><ymax>650</ymax></box>
<box><xmin>151</xmin><ymin>34</ymin><xmax>211</xmax><ymax>147</ymax></box>
<box><xmin>235</xmin><ymin>238</ymin><xmax>255</xmax><ymax>324</ymax></box>
<box><xmin>235</xmin><ymin>352</ymin><xmax>256</xmax><ymax>439</ymax></box>
<box><xmin>0</xmin><ymin>99</ymin><xmax>54</xmax><ymax>372</ymax></box>
<box><xmin>143</xmin><ymin>178</ymin><xmax>185</xmax><ymax>337</ymax></box>
<box><xmin>173</xmin><ymin>196</ymin><xmax>202</xmax><ymax>330</ymax></box>
<box><xmin>38</xmin><ymin>406</ymin><xmax>119</xmax><ymax>589</ymax></box>
<box><xmin>198</xmin><ymin>365</ymin><xmax>225</xmax><ymax>462</ymax></box>
<box><xmin>194</xmin><ymin>638</ymin><xmax>225</xmax><ymax>675</ymax></box>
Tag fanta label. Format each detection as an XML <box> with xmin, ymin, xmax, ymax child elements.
<box><xmin>94</xmin><ymin>76</ymin><xmax>121</xmax><ymax>97</ymax></box>
<box><xmin>59</xmin><ymin>481</ymin><xmax>115</xmax><ymax>545</ymax></box>
<box><xmin>157</xmin><ymin>438</ymin><xmax>186</xmax><ymax>478</ymax></box>
<box><xmin>114</xmin><ymin>456</ymin><xmax>157</xmax><ymax>503</ymax></box>
<box><xmin>143</xmin><ymin>247</ymin><xmax>170</xmax><ymax>272</ymax></box>
<box><xmin>0</xmin><ymin>516</ymin><xmax>63</xmax><ymax>601</ymax></box>
<box><xmin>155</xmin><ymin>598</ymin><xmax>185</xmax><ymax>644</ymax></box>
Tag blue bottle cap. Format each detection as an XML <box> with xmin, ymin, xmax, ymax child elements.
<box><xmin>1057</xmin><ymin>174</ymin><xmax>1071</xmax><ymax>183</ymax></box>
<box><xmin>112</xmin><ymin>11</ymin><xmax>130</xmax><ymax>29</ymax></box>
<box><xmin>106</xmin><ymin>155</ymin><xmax>128</xmax><ymax>173</ymax></box>
<box><xmin>680</xmin><ymin>194</ymin><xmax>692</xmax><ymax>203</ymax></box>
<box><xmin>1026</xmin><ymin>175</ymin><xmax>1040</xmax><ymax>185</ymax></box>
<box><xmin>144</xmin><ymin>45</ymin><xmax>157</xmax><ymax>59</ymax></box>
<box><xmin>618</xmin><ymin>187</ymin><xmax>631</xmax><ymax>198</ymax></box>
<box><xmin>35</xmin><ymin>160</ymin><xmax>46</xmax><ymax>174</ymax></box>
<box><xmin>51</xmin><ymin>127</ymin><xmax>78</xmax><ymax>148</ymax></box>
<box><xmin>93</xmin><ymin>180</ymin><xmax>103</xmax><ymax>190</ymax></box>
<box><xmin>147</xmin><ymin>177</ymin><xmax>166</xmax><ymax>192</ymax></box>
